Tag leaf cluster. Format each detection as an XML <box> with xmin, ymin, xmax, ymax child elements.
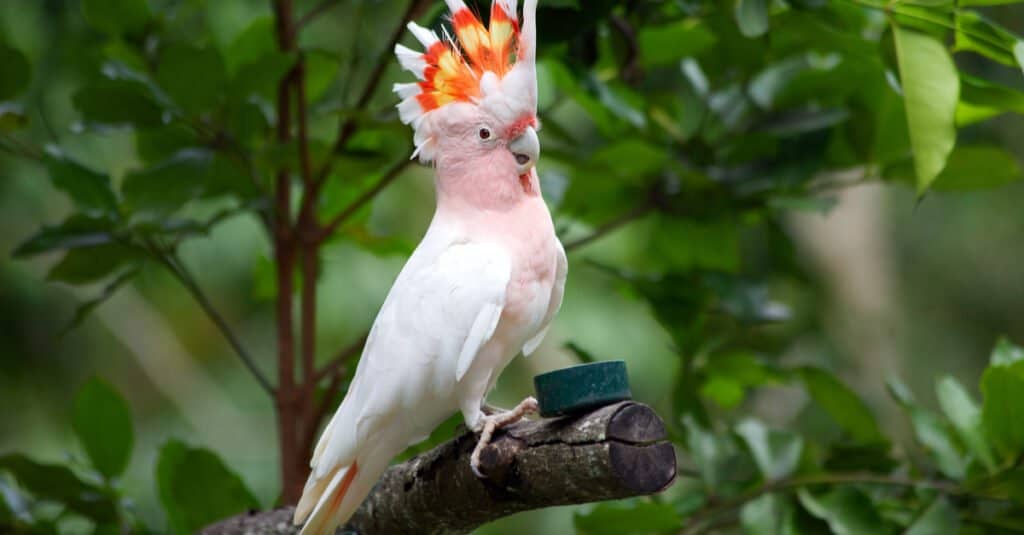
<box><xmin>0</xmin><ymin>379</ymin><xmax>258</xmax><ymax>534</ymax></box>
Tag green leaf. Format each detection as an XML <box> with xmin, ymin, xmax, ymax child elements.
<box><xmin>573</xmin><ymin>500</ymin><xmax>682</xmax><ymax>535</ymax></box>
<box><xmin>700</xmin><ymin>376</ymin><xmax>745</xmax><ymax>409</ymax></box>
<box><xmin>46</xmin><ymin>156</ymin><xmax>119</xmax><ymax>214</ymax></box>
<box><xmin>305</xmin><ymin>49</ymin><xmax>340</xmax><ymax>103</ymax></box>
<box><xmin>591</xmin><ymin>139</ymin><xmax>668</xmax><ymax>179</ymax></box>
<box><xmin>230</xmin><ymin>51</ymin><xmax>294</xmax><ymax>100</ymax></box>
<box><xmin>0</xmin><ymin>454</ymin><xmax>118</xmax><ymax>522</ymax></box>
<box><xmin>954</xmin><ymin>11</ymin><xmax>1020</xmax><ymax>67</ymax></box>
<box><xmin>0</xmin><ymin>102</ymin><xmax>28</xmax><ymax>132</ymax></box>
<box><xmin>991</xmin><ymin>336</ymin><xmax>1024</xmax><ymax>366</ymax></box>
<box><xmin>935</xmin><ymin>376</ymin><xmax>996</xmax><ymax>471</ymax></box>
<box><xmin>892</xmin><ymin>26</ymin><xmax>959</xmax><ymax>193</ymax></box>
<box><xmin>1016</xmin><ymin>41</ymin><xmax>1024</xmax><ymax>75</ymax></box>
<box><xmin>735</xmin><ymin>419</ymin><xmax>804</xmax><ymax>480</ymax></box>
<box><xmin>905</xmin><ymin>498</ymin><xmax>959</xmax><ymax>535</ymax></box>
<box><xmin>13</xmin><ymin>214</ymin><xmax>117</xmax><ymax>257</ymax></box>
<box><xmin>73</xmin><ymin>78</ymin><xmax>163</xmax><ymax>128</ymax></box>
<box><xmin>156</xmin><ymin>44</ymin><xmax>227</xmax><ymax>114</ymax></box>
<box><xmin>797</xmin><ymin>487</ymin><xmax>890</xmax><ymax>535</ymax></box>
<box><xmin>929</xmin><ymin>145</ymin><xmax>1021</xmax><ymax>192</ymax></box>
<box><xmin>967</xmin><ymin>469</ymin><xmax>1024</xmax><ymax>506</ymax></box>
<box><xmin>156</xmin><ymin>441</ymin><xmax>260</xmax><ymax>534</ymax></box>
<box><xmin>47</xmin><ymin>244</ymin><xmax>142</xmax><ymax>285</ymax></box>
<box><xmin>637</xmin><ymin>19</ymin><xmax>716</xmax><ymax>68</ymax></box>
<box><xmin>122</xmin><ymin>149</ymin><xmax>248</xmax><ymax>214</ymax></box>
<box><xmin>684</xmin><ymin>415</ymin><xmax>735</xmax><ymax>489</ymax></box>
<box><xmin>156</xmin><ymin>441</ymin><xmax>188</xmax><ymax>534</ymax></box>
<box><xmin>755</xmin><ymin>49</ymin><xmax>849</xmax><ymax>109</ymax></box>
<box><xmin>0</xmin><ymin>43</ymin><xmax>31</xmax><ymax>100</ymax></box>
<box><xmin>981</xmin><ymin>361</ymin><xmax>1024</xmax><ymax>458</ymax></box>
<box><xmin>135</xmin><ymin>124</ymin><xmax>200</xmax><ymax>164</ymax></box>
<box><xmin>735</xmin><ymin>0</ymin><xmax>769</xmax><ymax>38</ymax></box>
<box><xmin>651</xmin><ymin>217</ymin><xmax>739</xmax><ymax>273</ymax></box>
<box><xmin>961</xmin><ymin>0</ymin><xmax>1024</xmax><ymax>4</ymax></box>
<box><xmin>81</xmin><ymin>0</ymin><xmax>151</xmax><ymax>37</ymax></box>
<box><xmin>888</xmin><ymin>377</ymin><xmax>966</xmax><ymax>479</ymax></box>
<box><xmin>958</xmin><ymin>74</ymin><xmax>1024</xmax><ymax>126</ymax></box>
<box><xmin>71</xmin><ymin>379</ymin><xmax>134</xmax><ymax>479</ymax></box>
<box><xmin>741</xmin><ymin>495</ymin><xmax>794</xmax><ymax>535</ymax></box>
<box><xmin>701</xmin><ymin>353</ymin><xmax>780</xmax><ymax>410</ymax></box>
<box><xmin>224</xmin><ymin>17</ymin><xmax>276</xmax><ymax>75</ymax></box>
<box><xmin>799</xmin><ymin>367</ymin><xmax>884</xmax><ymax>444</ymax></box>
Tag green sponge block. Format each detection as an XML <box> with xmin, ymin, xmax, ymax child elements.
<box><xmin>533</xmin><ymin>360</ymin><xmax>632</xmax><ymax>418</ymax></box>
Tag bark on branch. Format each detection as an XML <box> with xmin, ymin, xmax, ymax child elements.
<box><xmin>202</xmin><ymin>401</ymin><xmax>676</xmax><ymax>534</ymax></box>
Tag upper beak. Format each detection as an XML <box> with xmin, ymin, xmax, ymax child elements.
<box><xmin>509</xmin><ymin>126</ymin><xmax>540</xmax><ymax>175</ymax></box>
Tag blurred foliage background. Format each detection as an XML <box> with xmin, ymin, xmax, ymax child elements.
<box><xmin>3</xmin><ymin>0</ymin><xmax>1024</xmax><ymax>533</ymax></box>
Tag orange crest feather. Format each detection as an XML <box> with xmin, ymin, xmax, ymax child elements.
<box><xmin>397</xmin><ymin>0</ymin><xmax>521</xmax><ymax>117</ymax></box>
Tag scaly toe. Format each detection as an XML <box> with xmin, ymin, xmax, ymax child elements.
<box><xmin>471</xmin><ymin>458</ymin><xmax>485</xmax><ymax>478</ymax></box>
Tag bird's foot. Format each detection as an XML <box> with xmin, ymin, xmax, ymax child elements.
<box><xmin>470</xmin><ymin>396</ymin><xmax>539</xmax><ymax>478</ymax></box>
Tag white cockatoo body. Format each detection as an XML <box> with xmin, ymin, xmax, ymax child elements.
<box><xmin>295</xmin><ymin>1</ymin><xmax>566</xmax><ymax>533</ymax></box>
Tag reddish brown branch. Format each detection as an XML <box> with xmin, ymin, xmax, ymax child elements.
<box><xmin>272</xmin><ymin>0</ymin><xmax>303</xmax><ymax>504</ymax></box>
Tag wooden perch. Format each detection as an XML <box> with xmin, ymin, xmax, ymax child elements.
<box><xmin>202</xmin><ymin>401</ymin><xmax>676</xmax><ymax>534</ymax></box>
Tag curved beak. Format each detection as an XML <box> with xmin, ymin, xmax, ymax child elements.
<box><xmin>509</xmin><ymin>126</ymin><xmax>540</xmax><ymax>176</ymax></box>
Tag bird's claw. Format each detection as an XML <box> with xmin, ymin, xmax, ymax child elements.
<box><xmin>470</xmin><ymin>396</ymin><xmax>538</xmax><ymax>478</ymax></box>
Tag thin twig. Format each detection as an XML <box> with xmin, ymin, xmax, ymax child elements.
<box><xmin>295</xmin><ymin>0</ymin><xmax>342</xmax><ymax>29</ymax></box>
<box><xmin>317</xmin><ymin>156</ymin><xmax>414</xmax><ymax>241</ymax></box>
<box><xmin>150</xmin><ymin>245</ymin><xmax>274</xmax><ymax>394</ymax></box>
<box><xmin>609</xmin><ymin>14</ymin><xmax>641</xmax><ymax>85</ymax></box>
<box><xmin>563</xmin><ymin>202</ymin><xmax>656</xmax><ymax>252</ymax></box>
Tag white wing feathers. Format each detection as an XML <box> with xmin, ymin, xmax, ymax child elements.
<box><xmin>308</xmin><ymin>240</ymin><xmax>511</xmax><ymax>479</ymax></box>
<box><xmin>457</xmin><ymin>300</ymin><xmax>504</xmax><ymax>381</ymax></box>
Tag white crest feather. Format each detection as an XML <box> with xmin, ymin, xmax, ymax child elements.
<box><xmin>406</xmin><ymin>22</ymin><xmax>439</xmax><ymax>48</ymax></box>
<box><xmin>394</xmin><ymin>44</ymin><xmax>427</xmax><ymax>79</ymax></box>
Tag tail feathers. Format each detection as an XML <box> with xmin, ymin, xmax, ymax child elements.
<box><xmin>293</xmin><ymin>463</ymin><xmax>343</xmax><ymax>525</ymax></box>
<box><xmin>297</xmin><ymin>461</ymin><xmax>360</xmax><ymax>535</ymax></box>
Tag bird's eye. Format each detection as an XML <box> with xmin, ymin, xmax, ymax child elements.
<box><xmin>478</xmin><ymin>128</ymin><xmax>491</xmax><ymax>140</ymax></box>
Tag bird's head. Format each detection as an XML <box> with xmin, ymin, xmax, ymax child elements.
<box><xmin>393</xmin><ymin>0</ymin><xmax>540</xmax><ymax>201</ymax></box>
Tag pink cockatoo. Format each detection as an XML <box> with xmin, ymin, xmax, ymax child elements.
<box><xmin>293</xmin><ymin>0</ymin><xmax>567</xmax><ymax>533</ymax></box>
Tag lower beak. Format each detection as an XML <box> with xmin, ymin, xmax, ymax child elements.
<box><xmin>509</xmin><ymin>126</ymin><xmax>540</xmax><ymax>175</ymax></box>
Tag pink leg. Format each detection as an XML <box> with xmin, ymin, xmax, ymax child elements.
<box><xmin>470</xmin><ymin>396</ymin><xmax>539</xmax><ymax>477</ymax></box>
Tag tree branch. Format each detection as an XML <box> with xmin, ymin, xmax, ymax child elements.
<box><xmin>563</xmin><ymin>202</ymin><xmax>656</xmax><ymax>252</ymax></box>
<box><xmin>202</xmin><ymin>401</ymin><xmax>676</xmax><ymax>535</ymax></box>
<box><xmin>152</xmin><ymin>249</ymin><xmax>274</xmax><ymax>394</ymax></box>
<box><xmin>272</xmin><ymin>0</ymin><xmax>304</xmax><ymax>503</ymax></box>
